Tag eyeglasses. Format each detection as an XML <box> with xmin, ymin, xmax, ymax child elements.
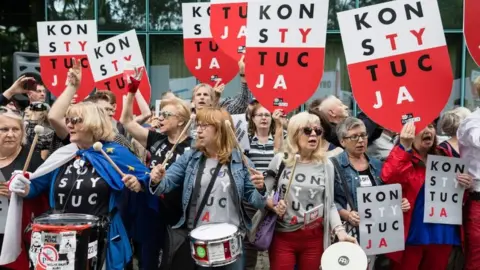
<box><xmin>344</xmin><ymin>133</ymin><xmax>368</xmax><ymax>141</ymax></box>
<box><xmin>65</xmin><ymin>117</ymin><xmax>83</xmax><ymax>125</ymax></box>
<box><xmin>159</xmin><ymin>111</ymin><xmax>177</xmax><ymax>119</ymax></box>
<box><xmin>196</xmin><ymin>123</ymin><xmax>211</xmax><ymax>131</ymax></box>
<box><xmin>302</xmin><ymin>127</ymin><xmax>323</xmax><ymax>136</ymax></box>
<box><xmin>29</xmin><ymin>103</ymin><xmax>49</xmax><ymax>112</ymax></box>
<box><xmin>254</xmin><ymin>113</ymin><xmax>271</xmax><ymax>118</ymax></box>
<box><xmin>0</xmin><ymin>106</ymin><xmax>23</xmax><ymax>117</ymax></box>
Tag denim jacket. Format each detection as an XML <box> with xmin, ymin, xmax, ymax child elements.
<box><xmin>332</xmin><ymin>151</ymin><xmax>383</xmax><ymax>211</ymax></box>
<box><xmin>150</xmin><ymin>149</ymin><xmax>267</xmax><ymax>229</ymax></box>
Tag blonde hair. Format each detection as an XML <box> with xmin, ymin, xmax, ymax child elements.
<box><xmin>440</xmin><ymin>107</ymin><xmax>472</xmax><ymax>137</ymax></box>
<box><xmin>284</xmin><ymin>112</ymin><xmax>326</xmax><ymax>166</ymax></box>
<box><xmin>160</xmin><ymin>97</ymin><xmax>191</xmax><ymax>128</ymax></box>
<box><xmin>0</xmin><ymin>113</ymin><xmax>26</xmax><ymax>145</ymax></box>
<box><xmin>191</xmin><ymin>83</ymin><xmax>215</xmax><ymax>103</ymax></box>
<box><xmin>195</xmin><ymin>107</ymin><xmax>236</xmax><ymax>164</ymax></box>
<box><xmin>66</xmin><ymin>102</ymin><xmax>115</xmax><ymax>142</ymax></box>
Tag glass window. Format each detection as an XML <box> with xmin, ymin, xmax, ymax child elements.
<box><xmin>307</xmin><ymin>34</ymin><xmax>354</xmax><ymax>110</ymax></box>
<box><xmin>150</xmin><ymin>0</ymin><xmax>197</xmax><ymax>31</ymax></box>
<box><xmin>465</xmin><ymin>45</ymin><xmax>480</xmax><ymax>110</ymax></box>
<box><xmin>328</xmin><ymin>0</ymin><xmax>356</xmax><ymax>30</ymax></box>
<box><xmin>358</xmin><ymin>0</ymin><xmax>462</xmax><ymax>30</ymax></box>
<box><xmin>97</xmin><ymin>0</ymin><xmax>146</xmax><ymax>31</ymax></box>
<box><xmin>47</xmin><ymin>0</ymin><xmax>94</xmax><ymax>20</ymax></box>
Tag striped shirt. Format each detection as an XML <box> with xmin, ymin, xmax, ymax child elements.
<box><xmin>247</xmin><ymin>135</ymin><xmax>275</xmax><ymax>173</ymax></box>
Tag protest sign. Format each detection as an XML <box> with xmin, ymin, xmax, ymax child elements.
<box><xmin>182</xmin><ymin>2</ymin><xmax>238</xmax><ymax>86</ymax></box>
<box><xmin>338</xmin><ymin>0</ymin><xmax>452</xmax><ymax>133</ymax></box>
<box><xmin>231</xmin><ymin>114</ymin><xmax>250</xmax><ymax>151</ymax></box>
<box><xmin>464</xmin><ymin>0</ymin><xmax>480</xmax><ymax>66</ymax></box>
<box><xmin>86</xmin><ymin>30</ymin><xmax>151</xmax><ymax>119</ymax></box>
<box><xmin>357</xmin><ymin>184</ymin><xmax>404</xmax><ymax>256</ymax></box>
<box><xmin>37</xmin><ymin>20</ymin><xmax>97</xmax><ymax>100</ymax></box>
<box><xmin>424</xmin><ymin>155</ymin><xmax>467</xmax><ymax>225</ymax></box>
<box><xmin>245</xmin><ymin>0</ymin><xmax>328</xmax><ymax>114</ymax></box>
<box><xmin>210</xmin><ymin>0</ymin><xmax>248</xmax><ymax>61</ymax></box>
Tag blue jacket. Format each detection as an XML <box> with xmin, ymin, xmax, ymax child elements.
<box><xmin>26</xmin><ymin>142</ymin><xmax>158</xmax><ymax>270</ymax></box>
<box><xmin>332</xmin><ymin>151</ymin><xmax>383</xmax><ymax>211</ymax></box>
<box><xmin>150</xmin><ymin>149</ymin><xmax>267</xmax><ymax>229</ymax></box>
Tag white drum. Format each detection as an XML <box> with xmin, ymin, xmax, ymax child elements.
<box><xmin>321</xmin><ymin>242</ymin><xmax>368</xmax><ymax>270</ymax></box>
<box><xmin>189</xmin><ymin>223</ymin><xmax>243</xmax><ymax>267</ymax></box>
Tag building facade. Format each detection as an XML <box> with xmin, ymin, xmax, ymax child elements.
<box><xmin>0</xmin><ymin>0</ymin><xmax>477</xmax><ymax>113</ymax></box>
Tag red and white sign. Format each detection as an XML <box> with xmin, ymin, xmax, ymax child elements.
<box><xmin>86</xmin><ymin>30</ymin><xmax>151</xmax><ymax>119</ymax></box>
<box><xmin>182</xmin><ymin>3</ymin><xmax>238</xmax><ymax>86</ymax></box>
<box><xmin>36</xmin><ymin>245</ymin><xmax>59</xmax><ymax>270</ymax></box>
<box><xmin>245</xmin><ymin>0</ymin><xmax>328</xmax><ymax>113</ymax></box>
<box><xmin>464</xmin><ymin>0</ymin><xmax>480</xmax><ymax>66</ymax></box>
<box><xmin>37</xmin><ymin>20</ymin><xmax>97</xmax><ymax>101</ymax></box>
<box><xmin>210</xmin><ymin>0</ymin><xmax>248</xmax><ymax>62</ymax></box>
<box><xmin>338</xmin><ymin>0</ymin><xmax>452</xmax><ymax>133</ymax></box>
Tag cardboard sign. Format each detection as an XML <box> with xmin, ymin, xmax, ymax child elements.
<box><xmin>210</xmin><ymin>0</ymin><xmax>248</xmax><ymax>61</ymax></box>
<box><xmin>357</xmin><ymin>184</ymin><xmax>404</xmax><ymax>256</ymax></box>
<box><xmin>231</xmin><ymin>114</ymin><xmax>250</xmax><ymax>151</ymax></box>
<box><xmin>464</xmin><ymin>0</ymin><xmax>480</xmax><ymax>66</ymax></box>
<box><xmin>37</xmin><ymin>20</ymin><xmax>97</xmax><ymax>101</ymax></box>
<box><xmin>86</xmin><ymin>30</ymin><xmax>151</xmax><ymax>119</ymax></box>
<box><xmin>338</xmin><ymin>0</ymin><xmax>453</xmax><ymax>133</ymax></box>
<box><xmin>245</xmin><ymin>0</ymin><xmax>329</xmax><ymax>113</ymax></box>
<box><xmin>424</xmin><ymin>155</ymin><xmax>467</xmax><ymax>225</ymax></box>
<box><xmin>182</xmin><ymin>3</ymin><xmax>238</xmax><ymax>87</ymax></box>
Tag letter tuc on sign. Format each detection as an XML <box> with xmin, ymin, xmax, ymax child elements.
<box><xmin>85</xmin><ymin>30</ymin><xmax>151</xmax><ymax>120</ymax></box>
<box><xmin>182</xmin><ymin>2</ymin><xmax>238</xmax><ymax>86</ymax></box>
<box><xmin>210</xmin><ymin>0</ymin><xmax>249</xmax><ymax>62</ymax></box>
<box><xmin>464</xmin><ymin>0</ymin><xmax>480</xmax><ymax>66</ymax></box>
<box><xmin>37</xmin><ymin>20</ymin><xmax>97</xmax><ymax>101</ymax></box>
<box><xmin>245</xmin><ymin>0</ymin><xmax>329</xmax><ymax>114</ymax></box>
<box><xmin>337</xmin><ymin>0</ymin><xmax>453</xmax><ymax>133</ymax></box>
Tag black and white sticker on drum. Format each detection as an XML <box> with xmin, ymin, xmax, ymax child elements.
<box><xmin>30</xmin><ymin>231</ymin><xmax>77</xmax><ymax>270</ymax></box>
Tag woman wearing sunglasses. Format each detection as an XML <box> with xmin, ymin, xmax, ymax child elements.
<box><xmin>120</xmin><ymin>88</ymin><xmax>193</xmax><ymax>269</ymax></box>
<box><xmin>265</xmin><ymin>112</ymin><xmax>356</xmax><ymax>270</ymax></box>
<box><xmin>0</xmin><ymin>106</ymin><xmax>49</xmax><ymax>269</ymax></box>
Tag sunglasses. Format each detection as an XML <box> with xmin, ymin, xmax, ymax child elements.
<box><xmin>159</xmin><ymin>111</ymin><xmax>176</xmax><ymax>118</ymax></box>
<box><xmin>29</xmin><ymin>103</ymin><xmax>49</xmax><ymax>112</ymax></box>
<box><xmin>65</xmin><ymin>116</ymin><xmax>83</xmax><ymax>125</ymax></box>
<box><xmin>0</xmin><ymin>106</ymin><xmax>24</xmax><ymax>117</ymax></box>
<box><xmin>302</xmin><ymin>127</ymin><xmax>323</xmax><ymax>136</ymax></box>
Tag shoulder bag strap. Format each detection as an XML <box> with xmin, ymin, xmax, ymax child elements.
<box><xmin>331</xmin><ymin>157</ymin><xmax>357</xmax><ymax>211</ymax></box>
<box><xmin>193</xmin><ymin>158</ymin><xmax>223</xmax><ymax>228</ymax></box>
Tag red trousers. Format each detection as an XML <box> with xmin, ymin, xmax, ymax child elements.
<box><xmin>391</xmin><ymin>245</ymin><xmax>452</xmax><ymax>270</ymax></box>
<box><xmin>465</xmin><ymin>199</ymin><xmax>480</xmax><ymax>270</ymax></box>
<box><xmin>268</xmin><ymin>225</ymin><xmax>323</xmax><ymax>270</ymax></box>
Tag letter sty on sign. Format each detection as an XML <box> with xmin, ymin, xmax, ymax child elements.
<box><xmin>182</xmin><ymin>2</ymin><xmax>238</xmax><ymax>86</ymax></box>
<box><xmin>36</xmin><ymin>20</ymin><xmax>97</xmax><ymax>101</ymax></box>
<box><xmin>245</xmin><ymin>0</ymin><xmax>329</xmax><ymax>114</ymax></box>
<box><xmin>337</xmin><ymin>0</ymin><xmax>453</xmax><ymax>133</ymax></box>
<box><xmin>209</xmin><ymin>0</ymin><xmax>248</xmax><ymax>62</ymax></box>
<box><xmin>85</xmin><ymin>29</ymin><xmax>151</xmax><ymax>120</ymax></box>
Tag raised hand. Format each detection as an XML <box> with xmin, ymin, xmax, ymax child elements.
<box><xmin>399</xmin><ymin>121</ymin><xmax>415</xmax><ymax>150</ymax></box>
<box><xmin>67</xmin><ymin>58</ymin><xmax>82</xmax><ymax>88</ymax></box>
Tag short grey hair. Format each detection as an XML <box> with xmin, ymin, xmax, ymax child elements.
<box><xmin>440</xmin><ymin>107</ymin><xmax>471</xmax><ymax>137</ymax></box>
<box><xmin>336</xmin><ymin>117</ymin><xmax>366</xmax><ymax>139</ymax></box>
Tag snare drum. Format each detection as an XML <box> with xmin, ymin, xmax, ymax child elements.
<box><xmin>29</xmin><ymin>213</ymin><xmax>106</xmax><ymax>270</ymax></box>
<box><xmin>189</xmin><ymin>223</ymin><xmax>243</xmax><ymax>267</ymax></box>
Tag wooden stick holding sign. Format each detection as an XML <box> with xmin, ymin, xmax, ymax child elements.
<box><xmin>93</xmin><ymin>142</ymin><xmax>125</xmax><ymax>177</ymax></box>
<box><xmin>284</xmin><ymin>154</ymin><xmax>299</xmax><ymax>205</ymax></box>
<box><xmin>161</xmin><ymin>114</ymin><xmax>196</xmax><ymax>168</ymax></box>
<box><xmin>23</xmin><ymin>125</ymin><xmax>44</xmax><ymax>173</ymax></box>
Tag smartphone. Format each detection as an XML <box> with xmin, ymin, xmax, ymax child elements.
<box><xmin>24</xmin><ymin>79</ymin><xmax>37</xmax><ymax>91</ymax></box>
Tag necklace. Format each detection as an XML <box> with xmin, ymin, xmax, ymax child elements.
<box><xmin>0</xmin><ymin>147</ymin><xmax>21</xmax><ymax>161</ymax></box>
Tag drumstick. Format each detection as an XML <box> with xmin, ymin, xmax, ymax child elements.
<box><xmin>224</xmin><ymin>120</ymin><xmax>253</xmax><ymax>172</ymax></box>
<box><xmin>284</xmin><ymin>154</ymin><xmax>299</xmax><ymax>205</ymax></box>
<box><xmin>23</xmin><ymin>125</ymin><xmax>44</xmax><ymax>173</ymax></box>
<box><xmin>93</xmin><ymin>142</ymin><xmax>125</xmax><ymax>177</ymax></box>
<box><xmin>161</xmin><ymin>114</ymin><xmax>196</xmax><ymax>167</ymax></box>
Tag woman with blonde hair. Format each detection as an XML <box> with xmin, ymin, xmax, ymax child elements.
<box><xmin>439</xmin><ymin>107</ymin><xmax>472</xmax><ymax>157</ymax></box>
<box><xmin>6</xmin><ymin>100</ymin><xmax>157</xmax><ymax>269</ymax></box>
<box><xmin>264</xmin><ymin>112</ymin><xmax>356</xmax><ymax>270</ymax></box>
<box><xmin>149</xmin><ymin>107</ymin><xmax>267</xmax><ymax>270</ymax></box>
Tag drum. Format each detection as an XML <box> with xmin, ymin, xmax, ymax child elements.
<box><xmin>189</xmin><ymin>223</ymin><xmax>243</xmax><ymax>267</ymax></box>
<box><xmin>321</xmin><ymin>242</ymin><xmax>368</xmax><ymax>270</ymax></box>
<box><xmin>29</xmin><ymin>213</ymin><xmax>106</xmax><ymax>270</ymax></box>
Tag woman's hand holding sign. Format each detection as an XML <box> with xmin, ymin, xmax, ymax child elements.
<box><xmin>399</xmin><ymin>121</ymin><xmax>415</xmax><ymax>151</ymax></box>
<box><xmin>457</xmin><ymin>173</ymin><xmax>473</xmax><ymax>189</ymax></box>
<box><xmin>347</xmin><ymin>210</ymin><xmax>360</xmax><ymax>227</ymax></box>
<box><xmin>401</xmin><ymin>198</ymin><xmax>411</xmax><ymax>212</ymax></box>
